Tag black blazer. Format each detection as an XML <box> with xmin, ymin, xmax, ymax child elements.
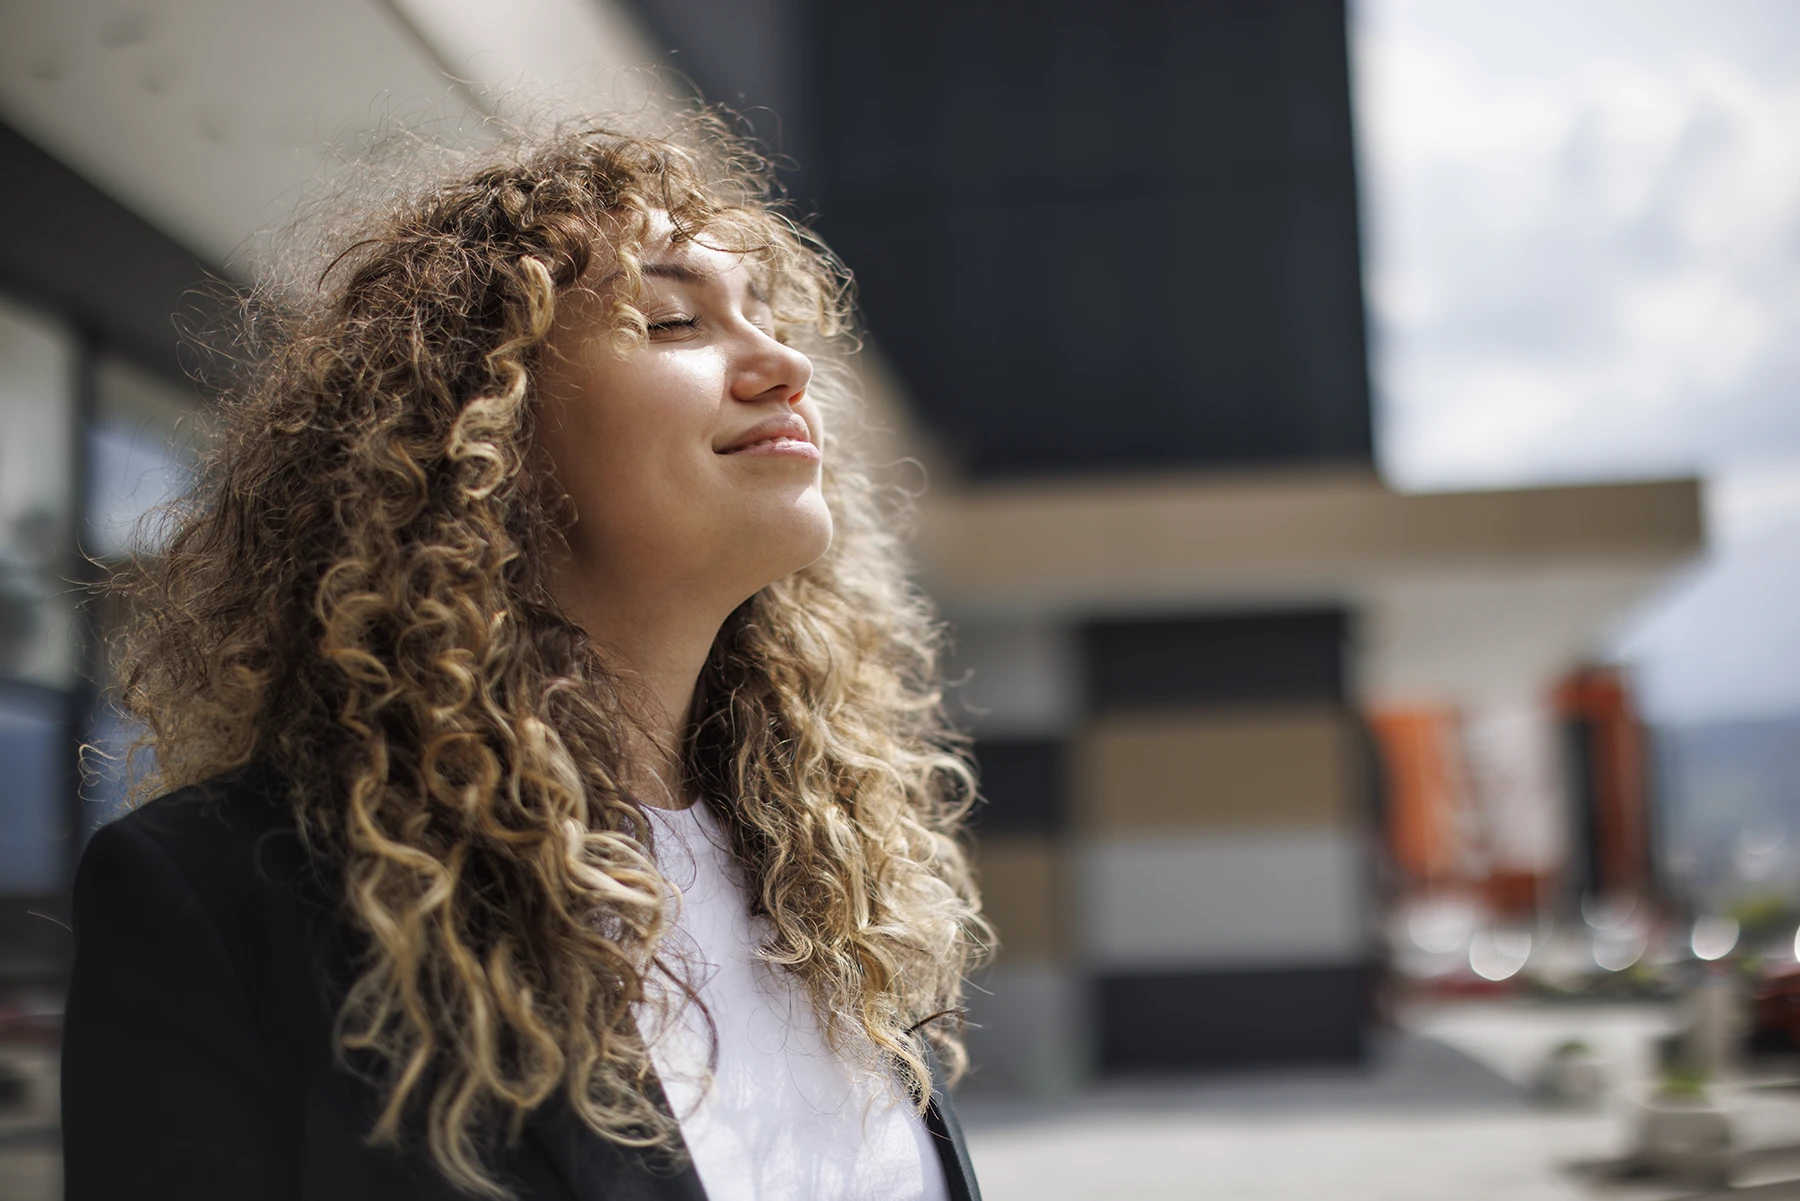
<box><xmin>62</xmin><ymin>773</ymin><xmax>982</xmax><ymax>1200</ymax></box>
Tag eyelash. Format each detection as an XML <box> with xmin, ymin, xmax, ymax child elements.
<box><xmin>644</xmin><ymin>314</ymin><xmax>786</xmax><ymax>343</ymax></box>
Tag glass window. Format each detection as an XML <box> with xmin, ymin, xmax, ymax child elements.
<box><xmin>0</xmin><ymin>294</ymin><xmax>77</xmax><ymax>689</ymax></box>
<box><xmin>0</xmin><ymin>681</ymin><xmax>69</xmax><ymax>895</ymax></box>
<box><xmin>86</xmin><ymin>354</ymin><xmax>205</xmax><ymax>560</ymax></box>
<box><xmin>78</xmin><ymin>356</ymin><xmax>206</xmax><ymax>837</ymax></box>
<box><xmin>79</xmin><ymin>700</ymin><xmax>140</xmax><ymax>836</ymax></box>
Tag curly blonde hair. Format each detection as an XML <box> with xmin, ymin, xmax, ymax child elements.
<box><xmin>111</xmin><ymin>113</ymin><xmax>989</xmax><ymax>1195</ymax></box>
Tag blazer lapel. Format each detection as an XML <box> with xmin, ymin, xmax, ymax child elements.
<box><xmin>921</xmin><ymin>1044</ymin><xmax>983</xmax><ymax>1201</ymax></box>
<box><xmin>525</xmin><ymin>1085</ymin><xmax>708</xmax><ymax>1201</ymax></box>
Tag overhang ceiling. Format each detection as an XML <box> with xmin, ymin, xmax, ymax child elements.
<box><xmin>0</xmin><ymin>0</ymin><xmax>657</xmax><ymax>271</ymax></box>
<box><xmin>916</xmin><ymin>470</ymin><xmax>1704</xmax><ymax>705</ymax></box>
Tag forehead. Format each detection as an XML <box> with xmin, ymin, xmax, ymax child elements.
<box><xmin>641</xmin><ymin>238</ymin><xmax>753</xmax><ymax>282</ymax></box>
<box><xmin>635</xmin><ymin>208</ymin><xmax>753</xmax><ymax>272</ymax></box>
<box><xmin>570</xmin><ymin>212</ymin><xmax>779</xmax><ymax>313</ymax></box>
<box><xmin>626</xmin><ymin>236</ymin><xmax>777</xmax><ymax>314</ymax></box>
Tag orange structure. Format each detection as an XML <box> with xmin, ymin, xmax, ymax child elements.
<box><xmin>1372</xmin><ymin>668</ymin><xmax>1653</xmax><ymax>925</ymax></box>
<box><xmin>1368</xmin><ymin>707</ymin><xmax>1469</xmax><ymax>886</ymax></box>
<box><xmin>1555</xmin><ymin>666</ymin><xmax>1652</xmax><ymax>902</ymax></box>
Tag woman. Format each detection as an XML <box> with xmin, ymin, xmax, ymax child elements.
<box><xmin>62</xmin><ymin>115</ymin><xmax>989</xmax><ymax>1200</ymax></box>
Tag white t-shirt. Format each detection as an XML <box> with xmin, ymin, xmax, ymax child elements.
<box><xmin>637</xmin><ymin>801</ymin><xmax>951</xmax><ymax>1201</ymax></box>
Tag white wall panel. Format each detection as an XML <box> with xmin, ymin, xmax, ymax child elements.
<box><xmin>962</xmin><ymin>964</ymin><xmax>1087</xmax><ymax>1095</ymax></box>
<box><xmin>1078</xmin><ymin>830</ymin><xmax>1365</xmax><ymax>969</ymax></box>
<box><xmin>943</xmin><ymin>617</ymin><xmax>1077</xmax><ymax>737</ymax></box>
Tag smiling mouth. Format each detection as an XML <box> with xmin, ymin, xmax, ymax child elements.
<box><xmin>718</xmin><ymin>414</ymin><xmax>818</xmax><ymax>458</ymax></box>
<box><xmin>722</xmin><ymin>435</ymin><xmax>821</xmax><ymax>461</ymax></box>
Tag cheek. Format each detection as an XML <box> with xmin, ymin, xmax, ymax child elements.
<box><xmin>538</xmin><ymin>360</ymin><xmax>721</xmax><ymax>542</ymax></box>
<box><xmin>587</xmin><ymin>357</ymin><xmax>718</xmax><ymax>455</ymax></box>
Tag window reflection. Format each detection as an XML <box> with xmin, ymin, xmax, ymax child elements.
<box><xmin>0</xmin><ymin>295</ymin><xmax>75</xmax><ymax>690</ymax></box>
<box><xmin>86</xmin><ymin>356</ymin><xmax>203</xmax><ymax>561</ymax></box>
<box><xmin>0</xmin><ymin>682</ymin><xmax>66</xmax><ymax>895</ymax></box>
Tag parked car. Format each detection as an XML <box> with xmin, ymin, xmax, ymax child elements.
<box><xmin>1749</xmin><ymin>961</ymin><xmax>1800</xmax><ymax>1052</ymax></box>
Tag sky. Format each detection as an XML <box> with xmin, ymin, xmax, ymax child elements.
<box><xmin>1350</xmin><ymin>0</ymin><xmax>1800</xmax><ymax>725</ymax></box>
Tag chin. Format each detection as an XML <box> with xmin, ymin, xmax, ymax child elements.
<box><xmin>757</xmin><ymin>495</ymin><xmax>835</xmax><ymax>583</ymax></box>
<box><xmin>787</xmin><ymin>498</ymin><xmax>836</xmax><ymax>572</ymax></box>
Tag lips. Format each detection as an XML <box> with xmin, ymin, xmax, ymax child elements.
<box><xmin>717</xmin><ymin>413</ymin><xmax>814</xmax><ymax>454</ymax></box>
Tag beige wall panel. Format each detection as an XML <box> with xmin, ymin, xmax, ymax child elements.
<box><xmin>1075</xmin><ymin>707</ymin><xmax>1355</xmax><ymax>834</ymax></box>
<box><xmin>973</xmin><ymin>835</ymin><xmax>1063</xmax><ymax>965</ymax></box>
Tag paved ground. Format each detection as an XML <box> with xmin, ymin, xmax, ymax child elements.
<box><xmin>967</xmin><ymin>1107</ymin><xmax>1634</xmax><ymax>1201</ymax></box>
<box><xmin>959</xmin><ymin>1001</ymin><xmax>1800</xmax><ymax>1201</ymax></box>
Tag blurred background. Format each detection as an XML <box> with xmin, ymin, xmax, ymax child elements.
<box><xmin>1</xmin><ymin>0</ymin><xmax>1797</xmax><ymax>1197</ymax></box>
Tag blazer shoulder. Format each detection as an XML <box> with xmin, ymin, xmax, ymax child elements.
<box><xmin>93</xmin><ymin>766</ymin><xmax>314</xmax><ymax>902</ymax></box>
<box><xmin>64</xmin><ymin>768</ymin><xmax>321</xmax><ymax>1200</ymax></box>
<box><xmin>79</xmin><ymin>765</ymin><xmax>338</xmax><ymax>1008</ymax></box>
<box><xmin>107</xmin><ymin>764</ymin><xmax>290</xmax><ymax>846</ymax></box>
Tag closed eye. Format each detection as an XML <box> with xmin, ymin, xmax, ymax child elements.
<box><xmin>647</xmin><ymin>315</ymin><xmax>699</xmax><ymax>334</ymax></box>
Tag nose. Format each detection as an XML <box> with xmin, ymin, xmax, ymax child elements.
<box><xmin>732</xmin><ymin>326</ymin><xmax>813</xmax><ymax>407</ymax></box>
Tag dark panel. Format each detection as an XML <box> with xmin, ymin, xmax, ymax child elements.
<box><xmin>0</xmin><ymin>121</ymin><xmax>226</xmax><ymax>385</ymax></box>
<box><xmin>971</xmin><ymin>738</ymin><xmax>1065</xmax><ymax>834</ymax></box>
<box><xmin>1097</xmin><ymin>963</ymin><xmax>1367</xmax><ymax>1073</ymax></box>
<box><xmin>1564</xmin><ymin>716</ymin><xmax>1602</xmax><ymax>905</ymax></box>
<box><xmin>801</xmin><ymin>0</ymin><xmax>1372</xmax><ymax>477</ymax></box>
<box><xmin>626</xmin><ymin>0</ymin><xmax>812</xmax><ymax>189</ymax></box>
<box><xmin>1084</xmin><ymin>609</ymin><xmax>1348</xmax><ymax>714</ymax></box>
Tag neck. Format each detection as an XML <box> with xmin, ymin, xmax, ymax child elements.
<box><xmin>556</xmin><ymin>572</ymin><xmax>732</xmax><ymax>811</ymax></box>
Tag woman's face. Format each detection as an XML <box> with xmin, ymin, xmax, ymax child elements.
<box><xmin>534</xmin><ymin>221</ymin><xmax>832</xmax><ymax>625</ymax></box>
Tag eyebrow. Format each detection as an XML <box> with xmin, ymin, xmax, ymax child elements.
<box><xmin>641</xmin><ymin>261</ymin><xmax>711</xmax><ymax>284</ymax></box>
<box><xmin>640</xmin><ymin>259</ymin><xmax>771</xmax><ymax>305</ymax></box>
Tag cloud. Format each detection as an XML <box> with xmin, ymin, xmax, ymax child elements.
<box><xmin>1353</xmin><ymin>0</ymin><xmax>1800</xmax><ymax>491</ymax></box>
<box><xmin>1612</xmin><ymin>512</ymin><xmax>1800</xmax><ymax>723</ymax></box>
<box><xmin>1711</xmin><ymin>461</ymin><xmax>1800</xmax><ymax>548</ymax></box>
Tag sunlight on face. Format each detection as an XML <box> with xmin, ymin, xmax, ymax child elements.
<box><xmin>533</xmin><ymin>216</ymin><xmax>833</xmax><ymax>629</ymax></box>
